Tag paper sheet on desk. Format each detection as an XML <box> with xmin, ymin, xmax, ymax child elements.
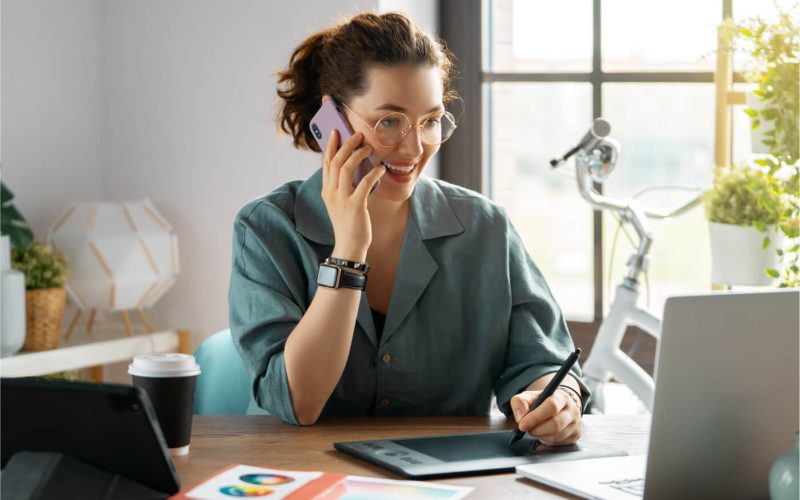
<box><xmin>316</xmin><ymin>476</ymin><xmax>473</xmax><ymax>499</ymax></box>
<box><xmin>184</xmin><ymin>465</ymin><xmax>323</xmax><ymax>499</ymax></box>
<box><xmin>179</xmin><ymin>464</ymin><xmax>473</xmax><ymax>499</ymax></box>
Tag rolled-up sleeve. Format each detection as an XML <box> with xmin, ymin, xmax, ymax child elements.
<box><xmin>228</xmin><ymin>203</ymin><xmax>305</xmax><ymax>425</ymax></box>
<box><xmin>494</xmin><ymin>219</ymin><xmax>590</xmax><ymax>417</ymax></box>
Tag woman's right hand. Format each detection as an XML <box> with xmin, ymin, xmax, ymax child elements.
<box><xmin>321</xmin><ymin>129</ymin><xmax>386</xmax><ymax>262</ymax></box>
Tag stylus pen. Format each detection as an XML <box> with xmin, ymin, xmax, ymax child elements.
<box><xmin>508</xmin><ymin>348</ymin><xmax>581</xmax><ymax>447</ymax></box>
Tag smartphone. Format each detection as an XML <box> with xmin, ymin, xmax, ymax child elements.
<box><xmin>309</xmin><ymin>99</ymin><xmax>377</xmax><ymax>190</ymax></box>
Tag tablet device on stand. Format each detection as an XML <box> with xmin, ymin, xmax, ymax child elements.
<box><xmin>1</xmin><ymin>378</ymin><xmax>180</xmax><ymax>496</ymax></box>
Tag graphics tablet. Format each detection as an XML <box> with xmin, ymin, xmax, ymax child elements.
<box><xmin>1</xmin><ymin>378</ymin><xmax>180</xmax><ymax>495</ymax></box>
<box><xmin>335</xmin><ymin>430</ymin><xmax>627</xmax><ymax>479</ymax></box>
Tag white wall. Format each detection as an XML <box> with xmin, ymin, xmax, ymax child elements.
<box><xmin>379</xmin><ymin>0</ymin><xmax>438</xmax><ymax>34</ymax></box>
<box><xmin>3</xmin><ymin>1</ymin><xmax>442</xmax><ymax>362</ymax></box>
<box><xmin>99</xmin><ymin>0</ymin><xmax>380</xmax><ymax>345</ymax></box>
<box><xmin>2</xmin><ymin>0</ymin><xmax>106</xmax><ymax>235</ymax></box>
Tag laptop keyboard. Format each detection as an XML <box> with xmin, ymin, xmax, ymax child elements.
<box><xmin>598</xmin><ymin>477</ymin><xmax>645</xmax><ymax>496</ymax></box>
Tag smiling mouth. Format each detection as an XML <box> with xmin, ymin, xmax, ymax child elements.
<box><xmin>380</xmin><ymin>161</ymin><xmax>417</xmax><ymax>174</ymax></box>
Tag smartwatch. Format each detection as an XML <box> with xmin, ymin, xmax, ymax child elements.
<box><xmin>317</xmin><ymin>264</ymin><xmax>367</xmax><ymax>290</ymax></box>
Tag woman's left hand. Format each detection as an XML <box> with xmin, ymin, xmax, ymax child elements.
<box><xmin>509</xmin><ymin>387</ymin><xmax>583</xmax><ymax>446</ymax></box>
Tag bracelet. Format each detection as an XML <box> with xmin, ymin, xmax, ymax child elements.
<box><xmin>557</xmin><ymin>385</ymin><xmax>585</xmax><ymax>414</ymax></box>
<box><xmin>324</xmin><ymin>257</ymin><xmax>370</xmax><ymax>274</ymax></box>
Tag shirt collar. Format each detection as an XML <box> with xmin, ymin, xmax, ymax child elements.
<box><xmin>295</xmin><ymin>168</ymin><xmax>464</xmax><ymax>245</ymax></box>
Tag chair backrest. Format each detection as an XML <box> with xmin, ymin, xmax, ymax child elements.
<box><xmin>193</xmin><ymin>329</ymin><xmax>267</xmax><ymax>415</ymax></box>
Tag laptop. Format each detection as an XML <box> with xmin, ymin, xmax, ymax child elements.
<box><xmin>517</xmin><ymin>289</ymin><xmax>800</xmax><ymax>499</ymax></box>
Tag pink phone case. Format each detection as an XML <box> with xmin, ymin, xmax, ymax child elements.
<box><xmin>309</xmin><ymin>99</ymin><xmax>377</xmax><ymax>189</ymax></box>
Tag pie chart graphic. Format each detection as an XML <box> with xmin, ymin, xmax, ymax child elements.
<box><xmin>218</xmin><ymin>485</ymin><xmax>274</xmax><ymax>497</ymax></box>
<box><xmin>240</xmin><ymin>474</ymin><xmax>295</xmax><ymax>486</ymax></box>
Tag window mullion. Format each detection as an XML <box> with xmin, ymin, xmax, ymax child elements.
<box><xmin>593</xmin><ymin>0</ymin><xmax>603</xmax><ymax>322</ymax></box>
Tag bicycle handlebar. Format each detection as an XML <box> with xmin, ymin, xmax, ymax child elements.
<box><xmin>574</xmin><ymin>152</ymin><xmax>703</xmax><ymax>220</ymax></box>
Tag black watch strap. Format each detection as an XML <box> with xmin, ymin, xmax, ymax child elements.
<box><xmin>324</xmin><ymin>257</ymin><xmax>370</xmax><ymax>274</ymax></box>
<box><xmin>337</xmin><ymin>270</ymin><xmax>367</xmax><ymax>290</ymax></box>
<box><xmin>317</xmin><ymin>264</ymin><xmax>368</xmax><ymax>290</ymax></box>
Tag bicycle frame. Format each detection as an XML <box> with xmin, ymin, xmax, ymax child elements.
<box><xmin>570</xmin><ymin>145</ymin><xmax>701</xmax><ymax>412</ymax></box>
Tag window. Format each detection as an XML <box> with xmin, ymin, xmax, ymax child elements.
<box><xmin>489</xmin><ymin>82</ymin><xmax>595</xmax><ymax>319</ymax></box>
<box><xmin>442</xmin><ymin>0</ymin><xmax>776</xmax><ymax>324</ymax></box>
<box><xmin>601</xmin><ymin>83</ymin><xmax>714</xmax><ymax>313</ymax></box>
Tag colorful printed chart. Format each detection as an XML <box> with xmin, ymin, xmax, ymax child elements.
<box><xmin>185</xmin><ymin>465</ymin><xmax>473</xmax><ymax>500</ymax></box>
<box><xmin>186</xmin><ymin>465</ymin><xmax>321</xmax><ymax>500</ymax></box>
<box><xmin>240</xmin><ymin>474</ymin><xmax>295</xmax><ymax>486</ymax></box>
<box><xmin>218</xmin><ymin>485</ymin><xmax>274</xmax><ymax>497</ymax></box>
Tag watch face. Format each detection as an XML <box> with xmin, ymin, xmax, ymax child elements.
<box><xmin>317</xmin><ymin>265</ymin><xmax>340</xmax><ymax>288</ymax></box>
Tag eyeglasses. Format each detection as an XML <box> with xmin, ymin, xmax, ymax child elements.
<box><xmin>340</xmin><ymin>102</ymin><xmax>457</xmax><ymax>147</ymax></box>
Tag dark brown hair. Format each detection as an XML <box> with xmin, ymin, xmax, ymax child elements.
<box><xmin>276</xmin><ymin>12</ymin><xmax>459</xmax><ymax>152</ymax></box>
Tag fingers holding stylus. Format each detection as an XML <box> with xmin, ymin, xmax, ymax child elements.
<box><xmin>511</xmin><ymin>390</ymin><xmax>581</xmax><ymax>445</ymax></box>
<box><xmin>537</xmin><ymin>419</ymin><xmax>582</xmax><ymax>446</ymax></box>
<box><xmin>511</xmin><ymin>390</ymin><xmax>566</xmax><ymax>432</ymax></box>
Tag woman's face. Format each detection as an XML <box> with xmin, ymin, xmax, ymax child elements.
<box><xmin>344</xmin><ymin>65</ymin><xmax>445</xmax><ymax>203</ymax></box>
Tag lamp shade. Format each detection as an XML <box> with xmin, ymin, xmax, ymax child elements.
<box><xmin>47</xmin><ymin>199</ymin><xmax>179</xmax><ymax>311</ymax></box>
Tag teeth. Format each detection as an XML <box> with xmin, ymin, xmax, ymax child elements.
<box><xmin>381</xmin><ymin>161</ymin><xmax>415</xmax><ymax>173</ymax></box>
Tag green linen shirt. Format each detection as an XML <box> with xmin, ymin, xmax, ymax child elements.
<box><xmin>229</xmin><ymin>169</ymin><xmax>587</xmax><ymax>425</ymax></box>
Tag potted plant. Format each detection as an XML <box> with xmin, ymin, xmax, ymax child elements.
<box><xmin>721</xmin><ymin>8</ymin><xmax>800</xmax><ymax>287</ymax></box>
<box><xmin>736</xmin><ymin>10</ymin><xmax>798</xmax><ymax>161</ymax></box>
<box><xmin>704</xmin><ymin>164</ymin><xmax>784</xmax><ymax>285</ymax></box>
<box><xmin>11</xmin><ymin>241</ymin><xmax>69</xmax><ymax>351</ymax></box>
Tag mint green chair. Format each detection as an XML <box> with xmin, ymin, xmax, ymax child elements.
<box><xmin>193</xmin><ymin>329</ymin><xmax>269</xmax><ymax>415</ymax></box>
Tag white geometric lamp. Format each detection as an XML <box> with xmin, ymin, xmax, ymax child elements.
<box><xmin>47</xmin><ymin>199</ymin><xmax>179</xmax><ymax>337</ymax></box>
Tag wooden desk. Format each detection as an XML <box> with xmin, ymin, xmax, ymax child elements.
<box><xmin>175</xmin><ymin>414</ymin><xmax>650</xmax><ymax>499</ymax></box>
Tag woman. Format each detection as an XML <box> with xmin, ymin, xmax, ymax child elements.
<box><xmin>229</xmin><ymin>11</ymin><xmax>588</xmax><ymax>447</ymax></box>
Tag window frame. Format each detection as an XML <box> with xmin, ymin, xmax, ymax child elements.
<box><xmin>440</xmin><ymin>0</ymin><xmax>739</xmax><ymax>342</ymax></box>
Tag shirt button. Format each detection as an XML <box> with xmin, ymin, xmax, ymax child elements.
<box><xmin>381</xmin><ymin>353</ymin><xmax>392</xmax><ymax>364</ymax></box>
<box><xmin>380</xmin><ymin>398</ymin><xmax>390</xmax><ymax>407</ymax></box>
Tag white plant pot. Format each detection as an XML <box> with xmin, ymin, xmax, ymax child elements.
<box><xmin>709</xmin><ymin>222</ymin><xmax>780</xmax><ymax>286</ymax></box>
<box><xmin>1</xmin><ymin>235</ymin><xmax>26</xmax><ymax>357</ymax></box>
<box><xmin>747</xmin><ymin>92</ymin><xmax>771</xmax><ymax>155</ymax></box>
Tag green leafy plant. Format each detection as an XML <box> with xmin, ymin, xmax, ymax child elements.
<box><xmin>11</xmin><ymin>241</ymin><xmax>68</xmax><ymax>290</ymax></box>
<box><xmin>38</xmin><ymin>371</ymin><xmax>79</xmax><ymax>382</ymax></box>
<box><xmin>1</xmin><ymin>182</ymin><xmax>34</xmax><ymax>248</ymax></box>
<box><xmin>704</xmin><ymin>165</ymin><xmax>784</xmax><ymax>227</ymax></box>
<box><xmin>738</xmin><ymin>11</ymin><xmax>799</xmax><ymax>167</ymax></box>
<box><xmin>732</xmin><ymin>6</ymin><xmax>800</xmax><ymax>287</ymax></box>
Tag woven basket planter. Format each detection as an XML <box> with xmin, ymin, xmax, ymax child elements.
<box><xmin>23</xmin><ymin>288</ymin><xmax>66</xmax><ymax>351</ymax></box>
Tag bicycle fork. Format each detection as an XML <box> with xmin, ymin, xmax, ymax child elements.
<box><xmin>581</xmin><ymin>283</ymin><xmax>661</xmax><ymax>413</ymax></box>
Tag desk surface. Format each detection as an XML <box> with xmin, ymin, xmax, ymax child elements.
<box><xmin>175</xmin><ymin>414</ymin><xmax>650</xmax><ymax>499</ymax></box>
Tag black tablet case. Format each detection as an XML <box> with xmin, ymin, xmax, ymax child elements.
<box><xmin>0</xmin><ymin>378</ymin><xmax>180</xmax><ymax>495</ymax></box>
<box><xmin>1</xmin><ymin>451</ymin><xmax>168</xmax><ymax>499</ymax></box>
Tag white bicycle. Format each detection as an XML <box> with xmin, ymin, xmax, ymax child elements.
<box><xmin>550</xmin><ymin>119</ymin><xmax>702</xmax><ymax>413</ymax></box>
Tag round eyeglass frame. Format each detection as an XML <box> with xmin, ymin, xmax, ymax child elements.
<box><xmin>340</xmin><ymin>101</ymin><xmax>457</xmax><ymax>147</ymax></box>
